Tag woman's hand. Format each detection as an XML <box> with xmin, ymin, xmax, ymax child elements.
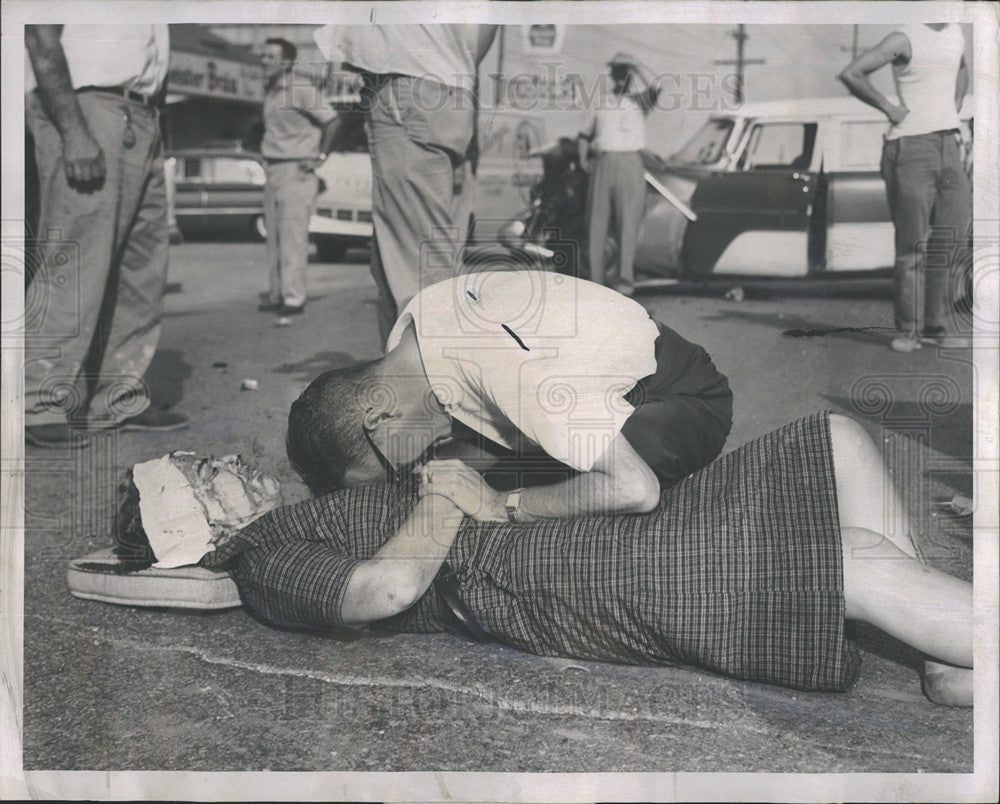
<box><xmin>416</xmin><ymin>460</ymin><xmax>506</xmax><ymax>522</ymax></box>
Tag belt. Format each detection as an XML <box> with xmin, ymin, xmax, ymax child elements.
<box><xmin>76</xmin><ymin>85</ymin><xmax>161</xmax><ymax>108</ymax></box>
<box><xmin>434</xmin><ymin>561</ymin><xmax>492</xmax><ymax>643</ymax></box>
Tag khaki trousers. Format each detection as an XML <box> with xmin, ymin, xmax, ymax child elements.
<box><xmin>586</xmin><ymin>151</ymin><xmax>646</xmax><ymax>286</ymax></box>
<box><xmin>24</xmin><ymin>90</ymin><xmax>168</xmax><ymax>427</ymax></box>
<box><xmin>264</xmin><ymin>160</ymin><xmax>318</xmax><ymax>308</ymax></box>
<box><xmin>365</xmin><ymin>75</ymin><xmax>476</xmax><ymax>342</ymax></box>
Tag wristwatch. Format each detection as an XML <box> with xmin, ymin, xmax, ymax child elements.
<box><xmin>505</xmin><ymin>488</ymin><xmax>524</xmax><ymax>523</ymax></box>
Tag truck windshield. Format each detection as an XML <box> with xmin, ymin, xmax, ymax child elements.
<box><xmin>670</xmin><ymin>119</ymin><xmax>734</xmax><ymax>165</ymax></box>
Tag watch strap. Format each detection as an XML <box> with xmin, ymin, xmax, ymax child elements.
<box><xmin>505</xmin><ymin>488</ymin><xmax>524</xmax><ymax>523</ymax></box>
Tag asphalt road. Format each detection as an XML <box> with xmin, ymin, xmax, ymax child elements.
<box><xmin>22</xmin><ymin>240</ymin><xmax>975</xmax><ymax>774</ymax></box>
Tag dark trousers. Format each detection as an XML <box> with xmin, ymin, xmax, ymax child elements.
<box><xmin>880</xmin><ymin>130</ymin><xmax>972</xmax><ymax>334</ymax></box>
<box><xmin>621</xmin><ymin>322</ymin><xmax>733</xmax><ymax>488</ymax></box>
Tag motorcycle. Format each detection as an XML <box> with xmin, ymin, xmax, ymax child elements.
<box><xmin>497</xmin><ymin>139</ymin><xmax>695</xmax><ymax>285</ymax></box>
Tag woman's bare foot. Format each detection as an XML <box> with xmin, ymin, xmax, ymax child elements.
<box><xmin>922</xmin><ymin>662</ymin><xmax>973</xmax><ymax>707</ymax></box>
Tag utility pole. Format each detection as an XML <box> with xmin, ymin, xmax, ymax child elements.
<box><xmin>714</xmin><ymin>25</ymin><xmax>766</xmax><ymax>104</ymax></box>
<box><xmin>840</xmin><ymin>24</ymin><xmax>861</xmax><ymax>60</ymax></box>
<box><xmin>495</xmin><ymin>26</ymin><xmax>506</xmax><ymax>106</ymax></box>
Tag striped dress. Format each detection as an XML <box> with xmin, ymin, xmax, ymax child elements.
<box><xmin>206</xmin><ymin>412</ymin><xmax>861</xmax><ymax>692</ymax></box>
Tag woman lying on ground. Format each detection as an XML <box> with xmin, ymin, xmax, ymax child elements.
<box><xmin>203</xmin><ymin>412</ymin><xmax>973</xmax><ymax>707</ymax></box>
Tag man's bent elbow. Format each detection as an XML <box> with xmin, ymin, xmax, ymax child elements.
<box><xmin>618</xmin><ymin>473</ymin><xmax>660</xmax><ymax>514</ymax></box>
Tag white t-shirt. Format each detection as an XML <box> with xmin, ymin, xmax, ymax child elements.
<box><xmin>385</xmin><ymin>272</ymin><xmax>660</xmax><ymax>471</ymax></box>
<box><xmin>314</xmin><ymin>25</ymin><xmax>478</xmax><ymax>93</ymax></box>
<box><xmin>26</xmin><ymin>24</ymin><xmax>170</xmax><ymax>96</ymax></box>
<box><xmin>887</xmin><ymin>23</ymin><xmax>965</xmax><ymax>140</ymax></box>
<box><xmin>582</xmin><ymin>94</ymin><xmax>648</xmax><ymax>152</ymax></box>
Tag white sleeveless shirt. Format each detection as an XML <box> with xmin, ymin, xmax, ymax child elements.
<box><xmin>887</xmin><ymin>23</ymin><xmax>964</xmax><ymax>140</ymax></box>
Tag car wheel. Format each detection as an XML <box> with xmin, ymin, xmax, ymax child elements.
<box><xmin>315</xmin><ymin>236</ymin><xmax>348</xmax><ymax>262</ymax></box>
<box><xmin>253</xmin><ymin>215</ymin><xmax>267</xmax><ymax>241</ymax></box>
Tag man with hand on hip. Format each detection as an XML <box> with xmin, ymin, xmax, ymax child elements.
<box><xmin>839</xmin><ymin>24</ymin><xmax>972</xmax><ymax>352</ymax></box>
<box><xmin>258</xmin><ymin>37</ymin><xmax>339</xmax><ymax>316</ymax></box>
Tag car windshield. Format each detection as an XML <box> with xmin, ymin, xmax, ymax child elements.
<box><xmin>670</xmin><ymin>119</ymin><xmax>734</xmax><ymax>165</ymax></box>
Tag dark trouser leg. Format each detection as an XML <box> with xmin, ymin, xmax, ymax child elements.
<box><xmin>926</xmin><ymin>133</ymin><xmax>972</xmax><ymax>332</ymax></box>
<box><xmin>881</xmin><ymin>135</ymin><xmax>940</xmax><ymax>333</ymax></box>
<box><xmin>620</xmin><ymin>394</ymin><xmax>732</xmax><ymax>488</ymax></box>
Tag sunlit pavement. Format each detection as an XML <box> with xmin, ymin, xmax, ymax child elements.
<box><xmin>22</xmin><ymin>240</ymin><xmax>973</xmax><ymax>771</ymax></box>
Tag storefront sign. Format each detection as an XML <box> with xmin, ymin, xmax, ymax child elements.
<box><xmin>169</xmin><ymin>51</ymin><xmax>263</xmax><ymax>102</ymax></box>
<box><xmin>521</xmin><ymin>24</ymin><xmax>565</xmax><ymax>55</ymax></box>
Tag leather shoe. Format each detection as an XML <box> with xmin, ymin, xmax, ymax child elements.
<box><xmin>277</xmin><ymin>303</ymin><xmax>305</xmax><ymax>315</ymax></box>
<box><xmin>25</xmin><ymin>423</ymin><xmax>90</xmax><ymax>449</ymax></box>
<box><xmin>258</xmin><ymin>300</ymin><xmax>282</xmax><ymax>312</ymax></box>
<box><xmin>114</xmin><ymin>407</ymin><xmax>189</xmax><ymax>432</ymax></box>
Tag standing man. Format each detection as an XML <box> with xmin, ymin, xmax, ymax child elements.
<box><xmin>24</xmin><ymin>24</ymin><xmax>187</xmax><ymax>448</ymax></box>
<box><xmin>258</xmin><ymin>37</ymin><xmax>339</xmax><ymax>316</ymax></box>
<box><xmin>579</xmin><ymin>53</ymin><xmax>660</xmax><ymax>296</ymax></box>
<box><xmin>839</xmin><ymin>24</ymin><xmax>972</xmax><ymax>352</ymax></box>
<box><xmin>314</xmin><ymin>25</ymin><xmax>499</xmax><ymax>343</ymax></box>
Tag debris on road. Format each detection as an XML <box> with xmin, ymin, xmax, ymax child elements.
<box><xmin>276</xmin><ymin>317</ymin><xmax>292</xmax><ymax>327</ymax></box>
<box><xmin>240</xmin><ymin>379</ymin><xmax>260</xmax><ymax>391</ymax></box>
<box><xmin>724</xmin><ymin>286</ymin><xmax>745</xmax><ymax>302</ymax></box>
<box><xmin>212</xmin><ymin>361</ymin><xmax>228</xmax><ymax>369</ymax></box>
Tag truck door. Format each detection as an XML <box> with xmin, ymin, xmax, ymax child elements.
<box><xmin>682</xmin><ymin>120</ymin><xmax>820</xmax><ymax>277</ymax></box>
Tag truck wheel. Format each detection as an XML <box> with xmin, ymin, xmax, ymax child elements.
<box><xmin>315</xmin><ymin>236</ymin><xmax>348</xmax><ymax>262</ymax></box>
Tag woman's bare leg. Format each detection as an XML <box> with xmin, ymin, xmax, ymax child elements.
<box><xmin>841</xmin><ymin>526</ymin><xmax>973</xmax><ymax>706</ymax></box>
<box><xmin>829</xmin><ymin>414</ymin><xmax>920</xmax><ymax>559</ymax></box>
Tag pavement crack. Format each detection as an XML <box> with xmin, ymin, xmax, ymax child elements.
<box><xmin>36</xmin><ymin>617</ymin><xmax>739</xmax><ymax>729</ymax></box>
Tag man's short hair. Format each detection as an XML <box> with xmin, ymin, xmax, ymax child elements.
<box><xmin>286</xmin><ymin>361</ymin><xmax>380</xmax><ymax>495</ymax></box>
<box><xmin>265</xmin><ymin>37</ymin><xmax>297</xmax><ymax>63</ymax></box>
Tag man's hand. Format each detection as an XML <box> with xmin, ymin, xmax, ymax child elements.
<box><xmin>886</xmin><ymin>104</ymin><xmax>910</xmax><ymax>127</ymax></box>
<box><xmin>26</xmin><ymin>25</ymin><xmax>106</xmax><ymax>187</ymax></box>
<box><xmin>838</xmin><ymin>32</ymin><xmax>911</xmax><ymax>122</ymax></box>
<box><xmin>416</xmin><ymin>459</ymin><xmax>505</xmax><ymax>522</ymax></box>
<box><xmin>62</xmin><ymin>127</ymin><xmax>106</xmax><ymax>184</ymax></box>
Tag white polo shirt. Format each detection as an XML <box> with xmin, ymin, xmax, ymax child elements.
<box><xmin>385</xmin><ymin>272</ymin><xmax>660</xmax><ymax>471</ymax></box>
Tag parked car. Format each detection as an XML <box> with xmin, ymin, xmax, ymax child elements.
<box><xmin>310</xmin><ymin>108</ymin><xmax>546</xmax><ymax>261</ymax></box>
<box><xmin>168</xmin><ymin>146</ymin><xmax>267</xmax><ymax>240</ymax></box>
<box><xmin>634</xmin><ymin>95</ymin><xmax>975</xmax><ymax>280</ymax></box>
<box><xmin>311</xmin><ymin>110</ymin><xmax>372</xmax><ymax>262</ymax></box>
<box><xmin>168</xmin><ymin>111</ymin><xmax>546</xmax><ymax>256</ymax></box>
